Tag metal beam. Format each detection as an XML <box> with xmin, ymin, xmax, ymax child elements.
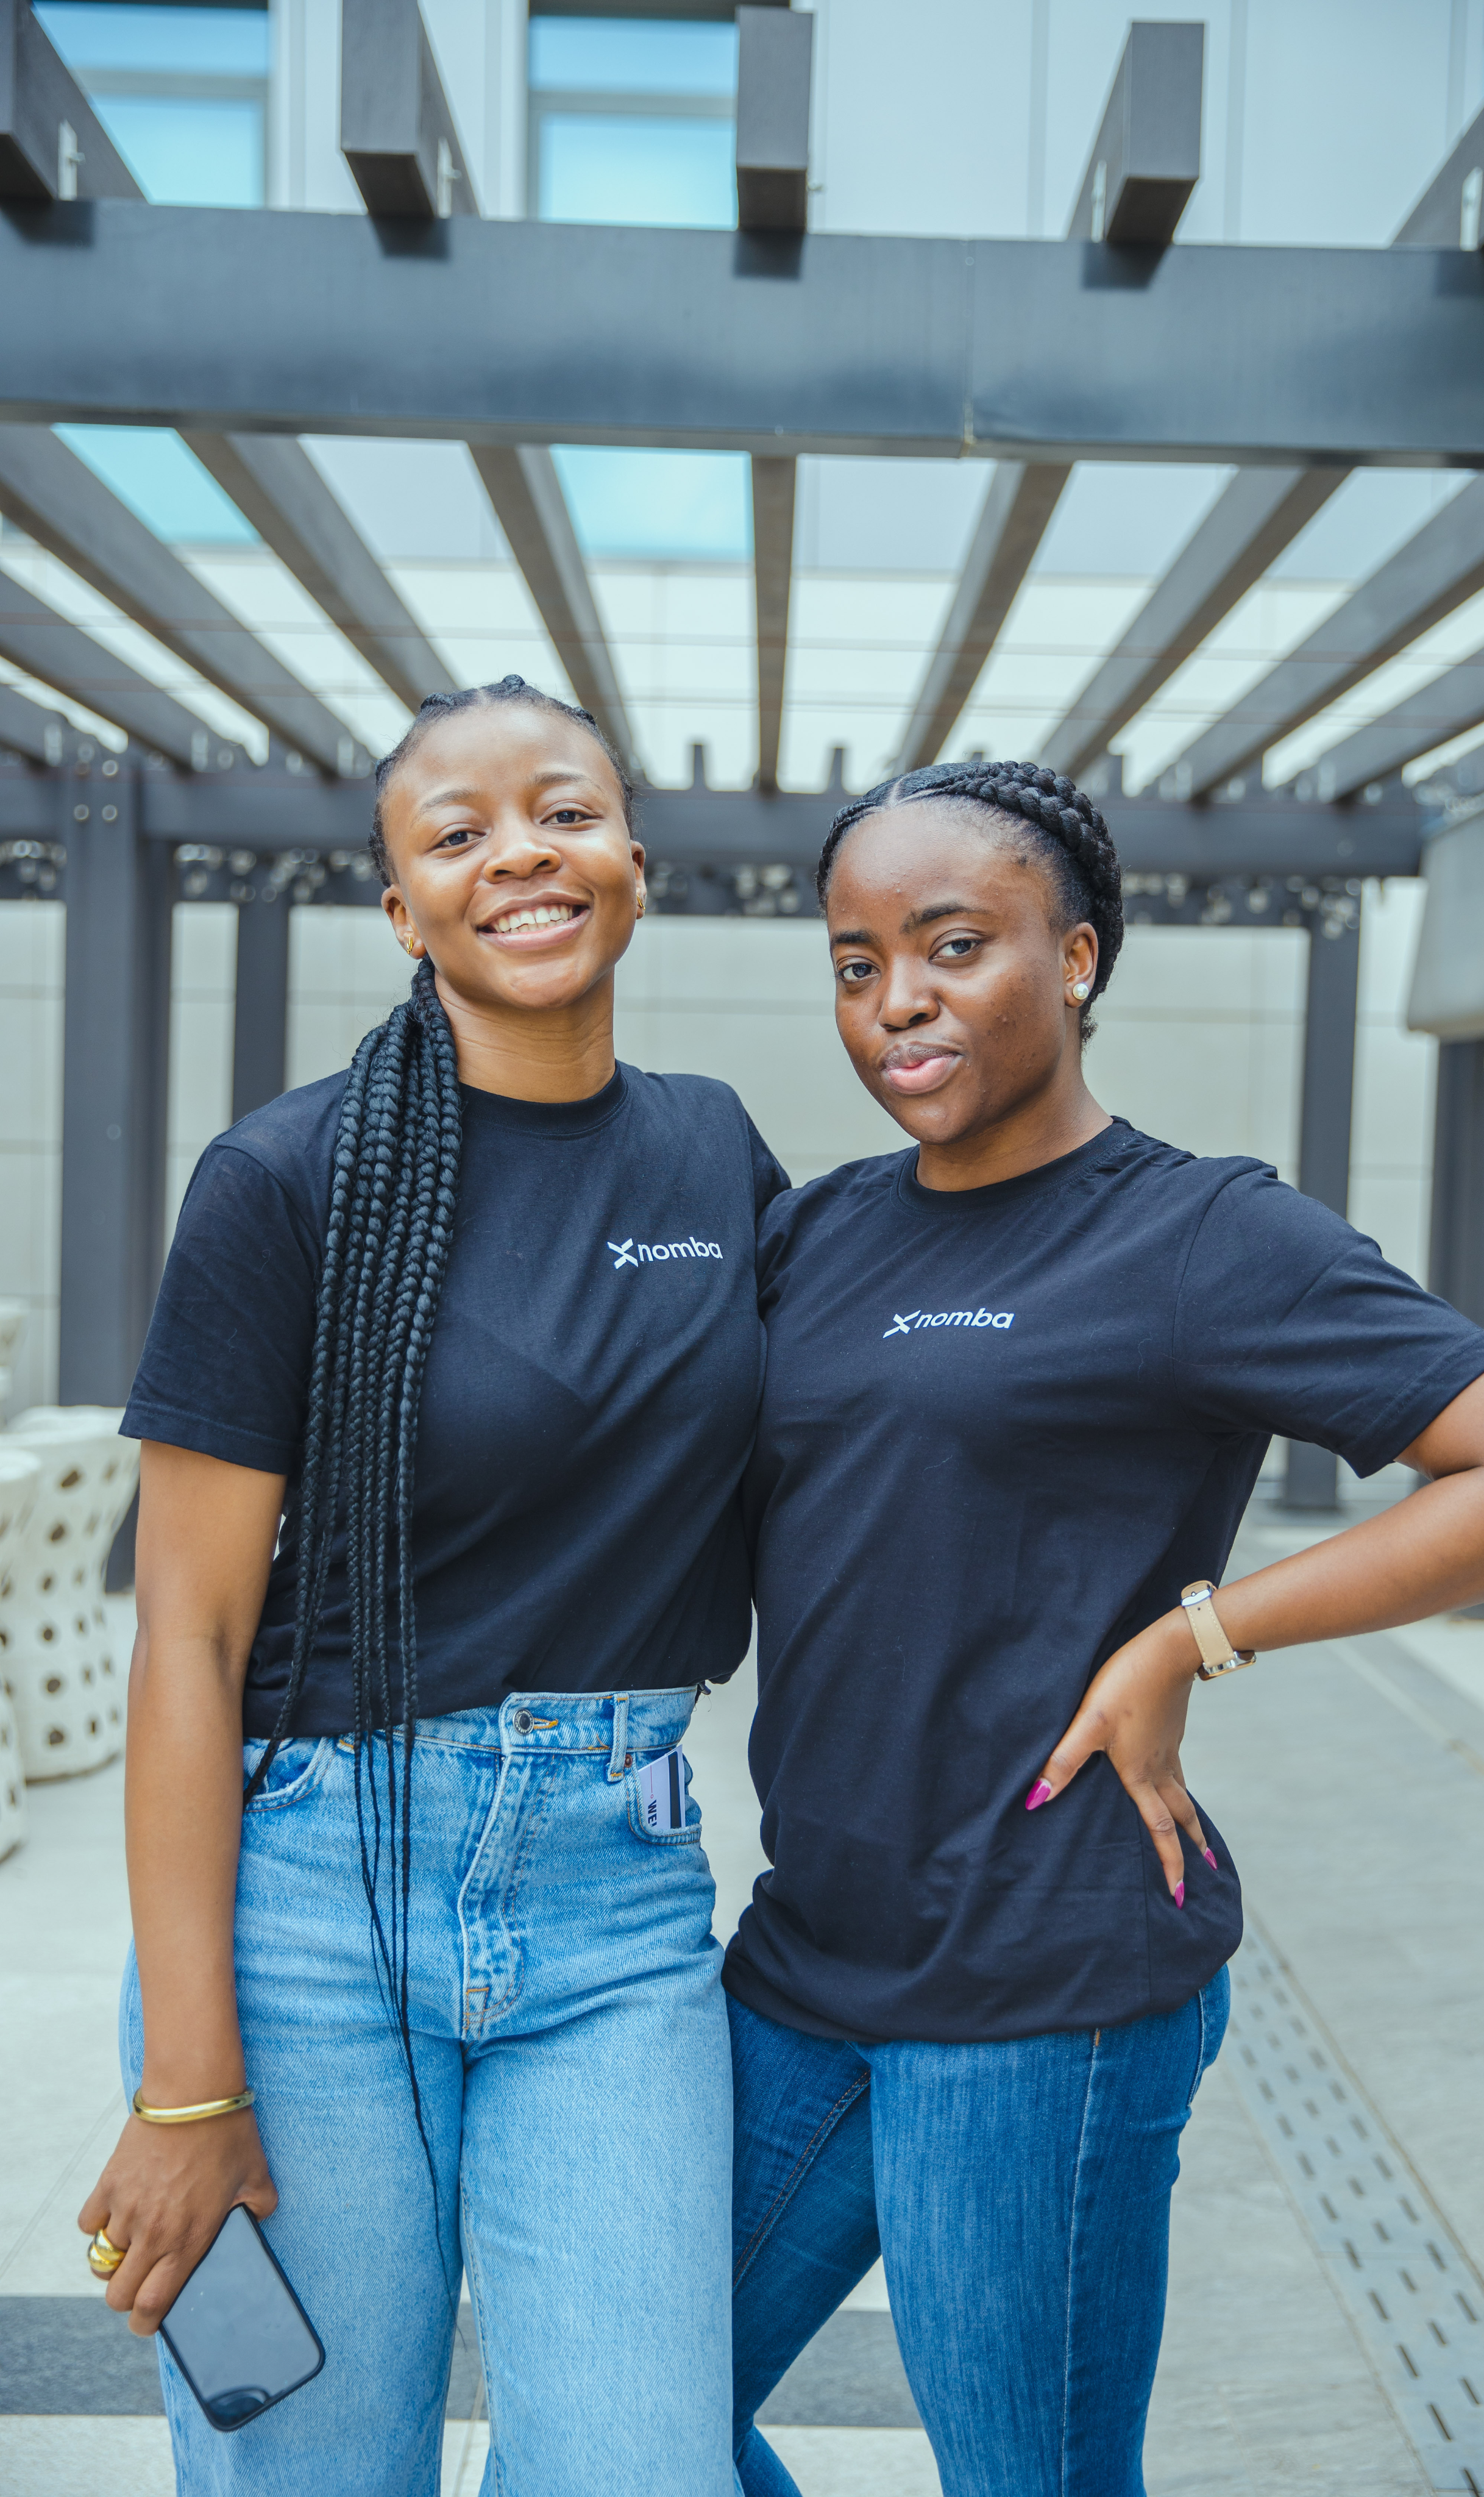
<box><xmin>0</xmin><ymin>0</ymin><xmax>142</xmax><ymax>203</ymax></box>
<box><xmin>893</xmin><ymin>18</ymin><xmax>1204</xmax><ymax>771</ymax></box>
<box><xmin>8</xmin><ymin>208</ymin><xmax>1484</xmax><ymax>464</ymax></box>
<box><xmin>0</xmin><ymin>566</ymin><xmax>213</xmax><ymax>765</ymax></box>
<box><xmin>894</xmin><ymin>464</ymin><xmax>1071</xmax><ymax>772</ymax></box>
<box><xmin>1284</xmin><ymin>903</ymin><xmax>1362</xmax><ymax>1510</ymax></box>
<box><xmin>751</xmin><ymin>455</ymin><xmax>795</xmax><ymax>793</ymax></box>
<box><xmin>57</xmin><ymin>761</ymin><xmax>172</xmax><ymax>1402</ymax></box>
<box><xmin>232</xmin><ymin>893</ymin><xmax>290</xmax><ymax>1120</ymax></box>
<box><xmin>130</xmin><ymin>774</ymin><xmax>1432</xmax><ymax>880</ymax></box>
<box><xmin>1297</xmin><ymin>647</ymin><xmax>1484</xmax><ymax>801</ymax></box>
<box><xmin>1043</xmin><ymin>469</ymin><xmax>1346</xmax><ymax>778</ymax></box>
<box><xmin>339</xmin><ymin>0</ymin><xmax>480</xmax><ymax>220</ymax></box>
<box><xmin>467</xmin><ymin>445</ymin><xmax>634</xmax><ymax>764</ymax></box>
<box><xmin>1166</xmin><ymin>478</ymin><xmax>1484</xmax><ymax>800</ymax></box>
<box><xmin>735</xmin><ymin>4</ymin><xmax>812</xmax><ymax>233</ymax></box>
<box><xmin>0</xmin><ymin>428</ymin><xmax>360</xmax><ymax>774</ymax></box>
<box><xmin>1395</xmin><ymin>100</ymin><xmax>1484</xmax><ymax>248</ymax></box>
<box><xmin>1066</xmin><ymin>19</ymin><xmax>1204</xmax><ymax>246</ymax></box>
<box><xmin>1048</xmin><ymin>92</ymin><xmax>1462</xmax><ymax>786</ymax></box>
<box><xmin>0</xmin><ymin>747</ymin><xmax>1435</xmax><ymax>880</ymax></box>
<box><xmin>182</xmin><ymin>432</ymin><xmax>453</xmax><ymax>715</ymax></box>
<box><xmin>0</xmin><ymin>677</ymin><xmax>64</xmax><ymax>762</ymax></box>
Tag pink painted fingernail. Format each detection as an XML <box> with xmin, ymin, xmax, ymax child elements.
<box><xmin>1203</xmin><ymin>1847</ymin><xmax>1218</xmax><ymax>1872</ymax></box>
<box><xmin>1025</xmin><ymin>1779</ymin><xmax>1053</xmax><ymax>1811</ymax></box>
<box><xmin>1174</xmin><ymin>1881</ymin><xmax>1185</xmax><ymax>1907</ymax></box>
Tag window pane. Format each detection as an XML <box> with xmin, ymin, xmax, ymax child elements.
<box><xmin>54</xmin><ymin>428</ymin><xmax>257</xmax><ymax>544</ymax></box>
<box><xmin>553</xmin><ymin>447</ymin><xmax>750</xmax><ymax>561</ymax></box>
<box><xmin>35</xmin><ymin>3</ymin><xmax>268</xmax><ymax>76</ymax></box>
<box><xmin>528</xmin><ymin>17</ymin><xmax>736</xmax><ymax>96</ymax></box>
<box><xmin>538</xmin><ymin>112</ymin><xmax>734</xmax><ymax>227</ymax></box>
<box><xmin>88</xmin><ymin>94</ymin><xmax>264</xmax><ymax>205</ymax></box>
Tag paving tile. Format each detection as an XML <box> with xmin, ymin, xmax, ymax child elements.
<box><xmin>0</xmin><ymin>2413</ymin><xmax>482</xmax><ymax>2494</ymax></box>
<box><xmin>0</xmin><ymin>2414</ymin><xmax>176</xmax><ymax>2495</ymax></box>
<box><xmin>760</xmin><ymin>2427</ymin><xmax>941</xmax><ymax>2496</ymax></box>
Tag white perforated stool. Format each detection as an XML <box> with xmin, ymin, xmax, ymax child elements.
<box><xmin>0</xmin><ymin>1299</ymin><xmax>26</xmax><ymax>1420</ymax></box>
<box><xmin>0</xmin><ymin>1447</ymin><xmax>40</xmax><ymax>1856</ymax></box>
<box><xmin>2</xmin><ymin>1411</ymin><xmax>138</xmax><ymax>1780</ymax></box>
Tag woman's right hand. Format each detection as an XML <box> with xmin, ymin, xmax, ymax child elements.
<box><xmin>79</xmin><ymin>2109</ymin><xmax>277</xmax><ymax>2337</ymax></box>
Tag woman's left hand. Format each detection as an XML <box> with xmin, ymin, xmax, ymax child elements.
<box><xmin>1024</xmin><ymin>1612</ymin><xmax>1212</xmax><ymax>1902</ymax></box>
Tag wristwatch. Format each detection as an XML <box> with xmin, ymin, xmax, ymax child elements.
<box><xmin>1180</xmin><ymin>1581</ymin><xmax>1257</xmax><ymax>1682</ymax></box>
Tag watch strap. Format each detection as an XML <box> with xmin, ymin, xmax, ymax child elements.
<box><xmin>1180</xmin><ymin>1581</ymin><xmax>1257</xmax><ymax>1681</ymax></box>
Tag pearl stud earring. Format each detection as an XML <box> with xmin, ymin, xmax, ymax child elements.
<box><xmin>1071</xmin><ymin>981</ymin><xmax>1090</xmax><ymax>1001</ymax></box>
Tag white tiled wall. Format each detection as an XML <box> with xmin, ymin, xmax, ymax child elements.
<box><xmin>286</xmin><ymin>907</ymin><xmax>417</xmax><ymax>1090</ymax></box>
<box><xmin>0</xmin><ymin>883</ymin><xmax>1444</xmax><ymax>1405</ymax></box>
<box><xmin>613</xmin><ymin>919</ymin><xmax>902</xmax><ymax>1184</ymax></box>
<box><xmin>166</xmin><ymin>907</ymin><xmax>235</xmax><ymax>1240</ymax></box>
<box><xmin>0</xmin><ymin>902</ymin><xmax>62</xmax><ymax>1416</ymax></box>
<box><xmin>1350</xmin><ymin>881</ymin><xmax>1437</xmax><ymax>1284</ymax></box>
<box><xmin>1086</xmin><ymin>924</ymin><xmax>1307</xmax><ymax>1181</ymax></box>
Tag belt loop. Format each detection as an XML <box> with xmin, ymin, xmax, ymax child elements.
<box><xmin>607</xmin><ymin>1692</ymin><xmax>630</xmax><ymax>1783</ymax></box>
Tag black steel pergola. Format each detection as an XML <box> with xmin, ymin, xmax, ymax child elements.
<box><xmin>0</xmin><ymin>0</ymin><xmax>1482</xmax><ymax>1511</ymax></box>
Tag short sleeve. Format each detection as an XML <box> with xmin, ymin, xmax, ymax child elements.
<box><xmin>745</xmin><ymin>1115</ymin><xmax>791</xmax><ymax>1228</ymax></box>
<box><xmin>1172</xmin><ymin>1167</ymin><xmax>1484</xmax><ymax>1476</ymax></box>
<box><xmin>122</xmin><ymin>1140</ymin><xmax>323</xmax><ymax>1475</ymax></box>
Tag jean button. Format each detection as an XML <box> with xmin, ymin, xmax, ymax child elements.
<box><xmin>514</xmin><ymin>1709</ymin><xmax>533</xmax><ymax>1734</ymax></box>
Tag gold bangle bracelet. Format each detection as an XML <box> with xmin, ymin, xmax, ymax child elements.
<box><xmin>131</xmin><ymin>2086</ymin><xmax>255</xmax><ymax>2126</ymax></box>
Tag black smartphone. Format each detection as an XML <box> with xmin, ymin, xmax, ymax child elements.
<box><xmin>158</xmin><ymin>2205</ymin><xmax>324</xmax><ymax>2433</ymax></box>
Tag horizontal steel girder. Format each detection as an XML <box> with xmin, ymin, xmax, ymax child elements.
<box><xmin>3</xmin><ymin>206</ymin><xmax>1484</xmax><ymax>465</ymax></box>
<box><xmin>0</xmin><ymin>759</ymin><xmax>1426</xmax><ymax>885</ymax></box>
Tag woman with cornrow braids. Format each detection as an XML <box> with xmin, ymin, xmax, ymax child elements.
<box><xmin>81</xmin><ymin>677</ymin><xmax>787</xmax><ymax>2495</ymax></box>
<box><xmin>728</xmin><ymin>759</ymin><xmax>1484</xmax><ymax>2495</ymax></box>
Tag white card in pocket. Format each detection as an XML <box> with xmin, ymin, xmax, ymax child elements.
<box><xmin>636</xmin><ymin>1745</ymin><xmax>689</xmax><ymax>1834</ymax></box>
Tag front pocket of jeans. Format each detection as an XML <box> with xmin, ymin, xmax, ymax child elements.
<box><xmin>624</xmin><ymin>1750</ymin><xmax>702</xmax><ymax>1847</ymax></box>
<box><xmin>1187</xmin><ymin>1963</ymin><xmax>1232</xmax><ymax>2106</ymax></box>
<box><xmin>241</xmin><ymin>1736</ymin><xmax>335</xmax><ymax>1813</ymax></box>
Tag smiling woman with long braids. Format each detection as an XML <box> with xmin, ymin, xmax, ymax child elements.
<box><xmin>77</xmin><ymin>677</ymin><xmax>787</xmax><ymax>2496</ymax></box>
<box><xmin>726</xmin><ymin>760</ymin><xmax>1484</xmax><ymax>2497</ymax></box>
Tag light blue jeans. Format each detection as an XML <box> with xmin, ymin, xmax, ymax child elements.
<box><xmin>119</xmin><ymin>1687</ymin><xmax>735</xmax><ymax>2496</ymax></box>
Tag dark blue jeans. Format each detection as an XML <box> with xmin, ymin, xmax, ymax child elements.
<box><xmin>730</xmin><ymin>1967</ymin><xmax>1229</xmax><ymax>2497</ymax></box>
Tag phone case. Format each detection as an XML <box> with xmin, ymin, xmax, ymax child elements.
<box><xmin>159</xmin><ymin>2205</ymin><xmax>325</xmax><ymax>2434</ymax></box>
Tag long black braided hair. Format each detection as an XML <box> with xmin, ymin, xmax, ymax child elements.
<box><xmin>816</xmin><ymin>759</ymin><xmax>1124</xmax><ymax>1038</ymax></box>
<box><xmin>241</xmin><ymin>675</ymin><xmax>632</xmax><ymax>2217</ymax></box>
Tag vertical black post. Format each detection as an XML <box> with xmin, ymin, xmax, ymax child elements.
<box><xmin>232</xmin><ymin>894</ymin><xmax>290</xmax><ymax>1122</ymax></box>
<box><xmin>58</xmin><ymin>760</ymin><xmax>173</xmax><ymax>1403</ymax></box>
<box><xmin>1283</xmin><ymin>903</ymin><xmax>1362</xmax><ymax>1511</ymax></box>
<box><xmin>1428</xmin><ymin>1039</ymin><xmax>1484</xmax><ymax>1323</ymax></box>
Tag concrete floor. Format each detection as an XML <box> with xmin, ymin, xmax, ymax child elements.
<box><xmin>5</xmin><ymin>1500</ymin><xmax>1484</xmax><ymax>2493</ymax></box>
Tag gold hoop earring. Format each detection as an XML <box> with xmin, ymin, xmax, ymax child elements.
<box><xmin>636</xmin><ymin>896</ymin><xmax>646</xmax><ymax>920</ymax></box>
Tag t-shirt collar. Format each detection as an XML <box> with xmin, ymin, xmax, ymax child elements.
<box><xmin>896</xmin><ymin>1116</ymin><xmax>1134</xmax><ymax>1216</ymax></box>
<box><xmin>457</xmin><ymin>1061</ymin><xmax>628</xmax><ymax>1140</ymax></box>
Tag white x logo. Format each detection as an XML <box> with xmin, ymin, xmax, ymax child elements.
<box><xmin>883</xmin><ymin>1310</ymin><xmax>919</xmax><ymax>1339</ymax></box>
<box><xmin>609</xmin><ymin>1238</ymin><xmax>639</xmax><ymax>1270</ymax></box>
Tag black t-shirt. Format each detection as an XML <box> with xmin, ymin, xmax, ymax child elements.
<box><xmin>724</xmin><ymin>1120</ymin><xmax>1484</xmax><ymax>2046</ymax></box>
<box><xmin>124</xmin><ymin>1065</ymin><xmax>789</xmax><ymax>1737</ymax></box>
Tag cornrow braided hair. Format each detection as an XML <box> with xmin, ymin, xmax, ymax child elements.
<box><xmin>817</xmin><ymin>760</ymin><xmax>1124</xmax><ymax>1035</ymax></box>
<box><xmin>241</xmin><ymin>952</ymin><xmax>461</xmax><ymax>2221</ymax></box>
<box><xmin>369</xmin><ymin>672</ymin><xmax>635</xmax><ymax>883</ymax></box>
<box><xmin>241</xmin><ymin>674</ymin><xmax>627</xmax><ymax>2235</ymax></box>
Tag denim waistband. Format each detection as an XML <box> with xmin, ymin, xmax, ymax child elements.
<box><xmin>375</xmin><ymin>1685</ymin><xmax>700</xmax><ymax>1776</ymax></box>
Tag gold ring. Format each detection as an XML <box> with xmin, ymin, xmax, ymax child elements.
<box><xmin>87</xmin><ymin>2228</ymin><xmax>125</xmax><ymax>2279</ymax></box>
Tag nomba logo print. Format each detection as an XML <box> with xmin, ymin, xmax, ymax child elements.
<box><xmin>608</xmin><ymin>1236</ymin><xmax>723</xmax><ymax>1270</ymax></box>
<box><xmin>884</xmin><ymin>1308</ymin><xmax>1014</xmax><ymax>1338</ymax></box>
